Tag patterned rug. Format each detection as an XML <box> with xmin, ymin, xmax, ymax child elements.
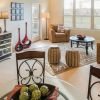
<box><xmin>31</xmin><ymin>41</ymin><xmax>96</xmax><ymax>75</ymax></box>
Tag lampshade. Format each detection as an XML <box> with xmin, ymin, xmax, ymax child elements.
<box><xmin>42</xmin><ymin>12</ymin><xmax>50</xmax><ymax>19</ymax></box>
<box><xmin>0</xmin><ymin>11</ymin><xmax>9</xmax><ymax>19</ymax></box>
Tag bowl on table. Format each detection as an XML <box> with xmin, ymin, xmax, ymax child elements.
<box><xmin>77</xmin><ymin>35</ymin><xmax>86</xmax><ymax>40</ymax></box>
<box><xmin>7</xmin><ymin>83</ymin><xmax>58</xmax><ymax>100</ymax></box>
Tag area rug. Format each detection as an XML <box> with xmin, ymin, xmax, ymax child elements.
<box><xmin>31</xmin><ymin>41</ymin><xmax>96</xmax><ymax>75</ymax></box>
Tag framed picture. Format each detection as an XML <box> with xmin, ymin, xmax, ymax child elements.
<box><xmin>11</xmin><ymin>2</ymin><xmax>24</xmax><ymax>21</ymax></box>
<box><xmin>11</xmin><ymin>9</ymin><xmax>16</xmax><ymax>14</ymax></box>
<box><xmin>20</xmin><ymin>15</ymin><xmax>24</xmax><ymax>20</ymax></box>
<box><xmin>16</xmin><ymin>15</ymin><xmax>20</xmax><ymax>20</ymax></box>
<box><xmin>20</xmin><ymin>3</ymin><xmax>24</xmax><ymax>8</ymax></box>
<box><xmin>20</xmin><ymin>9</ymin><xmax>24</xmax><ymax>14</ymax></box>
<box><xmin>16</xmin><ymin>3</ymin><xmax>20</xmax><ymax>8</ymax></box>
<box><xmin>11</xmin><ymin>2</ymin><xmax>16</xmax><ymax>8</ymax></box>
<box><xmin>16</xmin><ymin>9</ymin><xmax>20</xmax><ymax>14</ymax></box>
<box><xmin>11</xmin><ymin>15</ymin><xmax>16</xmax><ymax>21</ymax></box>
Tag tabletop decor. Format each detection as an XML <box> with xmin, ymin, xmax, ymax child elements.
<box><xmin>7</xmin><ymin>84</ymin><xmax>59</xmax><ymax>100</ymax></box>
<box><xmin>15</xmin><ymin>22</ymin><xmax>31</xmax><ymax>52</ymax></box>
<box><xmin>11</xmin><ymin>2</ymin><xmax>24</xmax><ymax>21</ymax></box>
<box><xmin>22</xmin><ymin>22</ymin><xmax>31</xmax><ymax>49</ymax></box>
<box><xmin>77</xmin><ymin>34</ymin><xmax>86</xmax><ymax>40</ymax></box>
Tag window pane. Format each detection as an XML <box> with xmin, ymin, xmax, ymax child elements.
<box><xmin>76</xmin><ymin>0</ymin><xmax>91</xmax><ymax>16</ymax></box>
<box><xmin>94</xmin><ymin>0</ymin><xmax>100</xmax><ymax>29</ymax></box>
<box><xmin>64</xmin><ymin>0</ymin><xmax>73</xmax><ymax>27</ymax></box>
<box><xmin>76</xmin><ymin>0</ymin><xmax>91</xmax><ymax>28</ymax></box>
<box><xmin>64</xmin><ymin>16</ymin><xmax>73</xmax><ymax>28</ymax></box>
<box><xmin>76</xmin><ymin>16</ymin><xmax>91</xmax><ymax>28</ymax></box>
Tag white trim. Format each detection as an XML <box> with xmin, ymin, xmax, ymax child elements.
<box><xmin>64</xmin><ymin>0</ymin><xmax>100</xmax><ymax>30</ymax></box>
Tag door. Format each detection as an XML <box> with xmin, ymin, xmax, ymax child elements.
<box><xmin>32</xmin><ymin>4</ymin><xmax>40</xmax><ymax>41</ymax></box>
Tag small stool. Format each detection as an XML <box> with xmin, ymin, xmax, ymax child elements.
<box><xmin>65</xmin><ymin>50</ymin><xmax>80</xmax><ymax>67</ymax></box>
<box><xmin>48</xmin><ymin>46</ymin><xmax>61</xmax><ymax>64</ymax></box>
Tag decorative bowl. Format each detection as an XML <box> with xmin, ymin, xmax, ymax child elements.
<box><xmin>7</xmin><ymin>83</ymin><xmax>58</xmax><ymax>100</ymax></box>
<box><xmin>77</xmin><ymin>35</ymin><xmax>86</xmax><ymax>40</ymax></box>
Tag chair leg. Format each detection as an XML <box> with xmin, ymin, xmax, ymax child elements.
<box><xmin>87</xmin><ymin>73</ymin><xmax>91</xmax><ymax>100</ymax></box>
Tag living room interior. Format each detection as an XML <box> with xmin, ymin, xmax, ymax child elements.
<box><xmin>0</xmin><ymin>0</ymin><xmax>100</xmax><ymax>100</ymax></box>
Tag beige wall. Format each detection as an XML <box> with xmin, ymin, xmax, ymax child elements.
<box><xmin>49</xmin><ymin>0</ymin><xmax>64</xmax><ymax>25</ymax></box>
<box><xmin>0</xmin><ymin>0</ymin><xmax>32</xmax><ymax>47</ymax></box>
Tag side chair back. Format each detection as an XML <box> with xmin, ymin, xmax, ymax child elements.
<box><xmin>16</xmin><ymin>51</ymin><xmax>45</xmax><ymax>85</ymax></box>
<box><xmin>87</xmin><ymin>65</ymin><xmax>100</xmax><ymax>100</ymax></box>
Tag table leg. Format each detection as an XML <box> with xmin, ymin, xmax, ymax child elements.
<box><xmin>77</xmin><ymin>41</ymin><xmax>79</xmax><ymax>48</ymax></box>
<box><xmin>71</xmin><ymin>40</ymin><xmax>73</xmax><ymax>47</ymax></box>
<box><xmin>86</xmin><ymin>43</ymin><xmax>88</xmax><ymax>55</ymax></box>
<box><xmin>91</xmin><ymin>42</ymin><xmax>93</xmax><ymax>50</ymax></box>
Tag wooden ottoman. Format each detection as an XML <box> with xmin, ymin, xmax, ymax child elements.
<box><xmin>48</xmin><ymin>47</ymin><xmax>61</xmax><ymax>64</ymax></box>
<box><xmin>65</xmin><ymin>50</ymin><xmax>80</xmax><ymax>67</ymax></box>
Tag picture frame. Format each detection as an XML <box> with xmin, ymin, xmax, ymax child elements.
<box><xmin>20</xmin><ymin>9</ymin><xmax>24</xmax><ymax>14</ymax></box>
<box><xmin>16</xmin><ymin>3</ymin><xmax>20</xmax><ymax>8</ymax></box>
<box><xmin>11</xmin><ymin>9</ymin><xmax>16</xmax><ymax>14</ymax></box>
<box><xmin>11</xmin><ymin>2</ymin><xmax>16</xmax><ymax>8</ymax></box>
<box><xmin>21</xmin><ymin>4</ymin><xmax>24</xmax><ymax>8</ymax></box>
<box><xmin>11</xmin><ymin>2</ymin><xmax>24</xmax><ymax>21</ymax></box>
<box><xmin>16</xmin><ymin>15</ymin><xmax>20</xmax><ymax>20</ymax></box>
<box><xmin>11</xmin><ymin>15</ymin><xmax>16</xmax><ymax>21</ymax></box>
<box><xmin>16</xmin><ymin>9</ymin><xmax>20</xmax><ymax>14</ymax></box>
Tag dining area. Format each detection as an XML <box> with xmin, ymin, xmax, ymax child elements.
<box><xmin>0</xmin><ymin>51</ymin><xmax>86</xmax><ymax>100</ymax></box>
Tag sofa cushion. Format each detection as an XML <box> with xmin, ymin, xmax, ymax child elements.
<box><xmin>57</xmin><ymin>24</ymin><xmax>64</xmax><ymax>33</ymax></box>
<box><xmin>55</xmin><ymin>32</ymin><xmax>66</xmax><ymax>38</ymax></box>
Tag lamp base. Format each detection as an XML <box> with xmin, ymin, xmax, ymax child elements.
<box><xmin>4</xmin><ymin>30</ymin><xmax>7</xmax><ymax>33</ymax></box>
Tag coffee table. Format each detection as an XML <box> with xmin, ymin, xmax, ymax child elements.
<box><xmin>70</xmin><ymin>36</ymin><xmax>95</xmax><ymax>55</ymax></box>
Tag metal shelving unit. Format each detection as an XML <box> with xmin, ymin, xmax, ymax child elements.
<box><xmin>0</xmin><ymin>33</ymin><xmax>12</xmax><ymax>61</ymax></box>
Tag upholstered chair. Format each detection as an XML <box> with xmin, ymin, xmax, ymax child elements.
<box><xmin>48</xmin><ymin>24</ymin><xmax>70</xmax><ymax>43</ymax></box>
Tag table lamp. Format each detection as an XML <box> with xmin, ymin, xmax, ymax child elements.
<box><xmin>0</xmin><ymin>11</ymin><xmax>9</xmax><ymax>33</ymax></box>
<box><xmin>42</xmin><ymin>12</ymin><xmax>50</xmax><ymax>40</ymax></box>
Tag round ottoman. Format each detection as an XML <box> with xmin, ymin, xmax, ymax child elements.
<box><xmin>65</xmin><ymin>50</ymin><xmax>80</xmax><ymax>67</ymax></box>
<box><xmin>48</xmin><ymin>47</ymin><xmax>61</xmax><ymax>64</ymax></box>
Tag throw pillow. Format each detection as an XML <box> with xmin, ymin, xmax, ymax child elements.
<box><xmin>57</xmin><ymin>24</ymin><xmax>64</xmax><ymax>33</ymax></box>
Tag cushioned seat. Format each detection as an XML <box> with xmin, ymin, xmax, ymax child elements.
<box><xmin>48</xmin><ymin>46</ymin><xmax>61</xmax><ymax>64</ymax></box>
<box><xmin>65</xmin><ymin>50</ymin><xmax>80</xmax><ymax>67</ymax></box>
<box><xmin>49</xmin><ymin>24</ymin><xmax>70</xmax><ymax>43</ymax></box>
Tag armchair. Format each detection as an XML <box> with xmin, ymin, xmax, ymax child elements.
<box><xmin>48</xmin><ymin>25</ymin><xmax>70</xmax><ymax>43</ymax></box>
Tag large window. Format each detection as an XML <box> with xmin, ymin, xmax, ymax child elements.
<box><xmin>94</xmin><ymin>0</ymin><xmax>100</xmax><ymax>29</ymax></box>
<box><xmin>64</xmin><ymin>0</ymin><xmax>100</xmax><ymax>29</ymax></box>
<box><xmin>64</xmin><ymin>0</ymin><xmax>73</xmax><ymax>27</ymax></box>
<box><xmin>76</xmin><ymin>0</ymin><xmax>91</xmax><ymax>28</ymax></box>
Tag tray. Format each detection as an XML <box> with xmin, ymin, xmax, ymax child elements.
<box><xmin>7</xmin><ymin>83</ymin><xmax>56</xmax><ymax>100</ymax></box>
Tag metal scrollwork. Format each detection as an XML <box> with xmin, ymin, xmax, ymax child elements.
<box><xmin>89</xmin><ymin>81</ymin><xmax>100</xmax><ymax>100</ymax></box>
<box><xmin>18</xmin><ymin>58</ymin><xmax>44</xmax><ymax>85</ymax></box>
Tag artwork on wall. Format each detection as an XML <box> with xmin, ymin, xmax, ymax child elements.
<box><xmin>11</xmin><ymin>2</ymin><xmax>24</xmax><ymax>21</ymax></box>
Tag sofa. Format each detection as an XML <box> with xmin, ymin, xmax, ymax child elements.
<box><xmin>48</xmin><ymin>24</ymin><xmax>70</xmax><ymax>43</ymax></box>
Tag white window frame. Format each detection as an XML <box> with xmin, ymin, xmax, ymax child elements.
<box><xmin>64</xmin><ymin>0</ymin><xmax>100</xmax><ymax>30</ymax></box>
